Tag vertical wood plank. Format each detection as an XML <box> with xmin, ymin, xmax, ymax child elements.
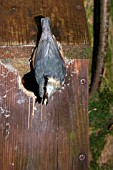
<box><xmin>0</xmin><ymin>59</ymin><xmax>89</xmax><ymax>170</ymax></box>
<box><xmin>0</xmin><ymin>62</ymin><xmax>58</xmax><ymax>170</ymax></box>
<box><xmin>57</xmin><ymin>60</ymin><xmax>89</xmax><ymax>170</ymax></box>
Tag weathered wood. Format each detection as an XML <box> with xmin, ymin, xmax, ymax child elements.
<box><xmin>0</xmin><ymin>0</ymin><xmax>89</xmax><ymax>46</ymax></box>
<box><xmin>0</xmin><ymin>0</ymin><xmax>90</xmax><ymax>60</ymax></box>
<box><xmin>0</xmin><ymin>45</ymin><xmax>90</xmax><ymax>59</ymax></box>
<box><xmin>0</xmin><ymin>0</ymin><xmax>90</xmax><ymax>169</ymax></box>
<box><xmin>0</xmin><ymin>59</ymin><xmax>89</xmax><ymax>170</ymax></box>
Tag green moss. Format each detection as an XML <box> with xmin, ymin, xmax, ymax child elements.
<box><xmin>84</xmin><ymin>0</ymin><xmax>93</xmax><ymax>46</ymax></box>
<box><xmin>89</xmin><ymin>89</ymin><xmax>113</xmax><ymax>128</ymax></box>
<box><xmin>69</xmin><ymin>131</ymin><xmax>77</xmax><ymax>160</ymax></box>
<box><xmin>84</xmin><ymin>0</ymin><xmax>113</xmax><ymax>168</ymax></box>
<box><xmin>101</xmin><ymin>161</ymin><xmax>113</xmax><ymax>170</ymax></box>
<box><xmin>110</xmin><ymin>0</ymin><xmax>113</xmax><ymax>22</ymax></box>
<box><xmin>83</xmin><ymin>47</ymin><xmax>91</xmax><ymax>58</ymax></box>
<box><xmin>90</xmin><ymin>131</ymin><xmax>107</xmax><ymax>170</ymax></box>
<box><xmin>104</xmin><ymin>47</ymin><xmax>113</xmax><ymax>90</ymax></box>
<box><xmin>69</xmin><ymin>130</ymin><xmax>76</xmax><ymax>141</ymax></box>
<box><xmin>89</xmin><ymin>87</ymin><xmax>113</xmax><ymax>169</ymax></box>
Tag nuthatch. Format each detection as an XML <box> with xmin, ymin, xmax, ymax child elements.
<box><xmin>33</xmin><ymin>17</ymin><xmax>66</xmax><ymax>104</ymax></box>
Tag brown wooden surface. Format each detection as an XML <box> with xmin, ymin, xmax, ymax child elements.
<box><xmin>0</xmin><ymin>0</ymin><xmax>89</xmax><ymax>169</ymax></box>
<box><xmin>0</xmin><ymin>0</ymin><xmax>89</xmax><ymax>46</ymax></box>
<box><xmin>0</xmin><ymin>59</ymin><xmax>89</xmax><ymax>170</ymax></box>
<box><xmin>0</xmin><ymin>0</ymin><xmax>90</xmax><ymax>60</ymax></box>
<box><xmin>0</xmin><ymin>44</ymin><xmax>90</xmax><ymax>59</ymax></box>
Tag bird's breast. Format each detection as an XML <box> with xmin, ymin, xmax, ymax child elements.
<box><xmin>47</xmin><ymin>77</ymin><xmax>61</xmax><ymax>97</ymax></box>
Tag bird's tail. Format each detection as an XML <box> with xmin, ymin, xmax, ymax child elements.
<box><xmin>41</xmin><ymin>18</ymin><xmax>51</xmax><ymax>31</ymax></box>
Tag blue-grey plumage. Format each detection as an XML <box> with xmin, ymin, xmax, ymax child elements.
<box><xmin>34</xmin><ymin>17</ymin><xmax>66</xmax><ymax>104</ymax></box>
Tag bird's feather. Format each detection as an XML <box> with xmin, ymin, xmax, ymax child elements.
<box><xmin>34</xmin><ymin>17</ymin><xmax>66</xmax><ymax>101</ymax></box>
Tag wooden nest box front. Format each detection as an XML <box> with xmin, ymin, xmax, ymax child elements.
<box><xmin>0</xmin><ymin>0</ymin><xmax>90</xmax><ymax>169</ymax></box>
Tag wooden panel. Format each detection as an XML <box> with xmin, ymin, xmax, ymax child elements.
<box><xmin>0</xmin><ymin>1</ymin><xmax>89</xmax><ymax>169</ymax></box>
<box><xmin>0</xmin><ymin>44</ymin><xmax>90</xmax><ymax>59</ymax></box>
<box><xmin>0</xmin><ymin>0</ymin><xmax>89</xmax><ymax>46</ymax></box>
<box><xmin>0</xmin><ymin>59</ymin><xmax>89</xmax><ymax>170</ymax></box>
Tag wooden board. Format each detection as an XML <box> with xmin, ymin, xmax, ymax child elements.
<box><xmin>0</xmin><ymin>0</ymin><xmax>90</xmax><ymax>169</ymax></box>
<box><xmin>0</xmin><ymin>0</ymin><xmax>90</xmax><ymax>60</ymax></box>
<box><xmin>0</xmin><ymin>0</ymin><xmax>89</xmax><ymax>46</ymax></box>
<box><xmin>0</xmin><ymin>59</ymin><xmax>89</xmax><ymax>170</ymax></box>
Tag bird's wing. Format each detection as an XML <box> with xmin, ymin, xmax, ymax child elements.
<box><xmin>35</xmin><ymin>36</ymin><xmax>65</xmax><ymax>78</ymax></box>
<box><xmin>52</xmin><ymin>35</ymin><xmax>65</xmax><ymax>59</ymax></box>
<box><xmin>34</xmin><ymin>31</ymin><xmax>66</xmax><ymax>97</ymax></box>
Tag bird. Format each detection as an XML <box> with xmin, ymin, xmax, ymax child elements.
<box><xmin>33</xmin><ymin>17</ymin><xmax>66</xmax><ymax>105</ymax></box>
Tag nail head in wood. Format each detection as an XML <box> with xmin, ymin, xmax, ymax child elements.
<box><xmin>79</xmin><ymin>154</ymin><xmax>86</xmax><ymax>161</ymax></box>
<box><xmin>80</xmin><ymin>78</ymin><xmax>86</xmax><ymax>85</ymax></box>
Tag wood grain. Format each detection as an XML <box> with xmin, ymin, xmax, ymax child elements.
<box><xmin>0</xmin><ymin>44</ymin><xmax>90</xmax><ymax>59</ymax></box>
<box><xmin>0</xmin><ymin>0</ymin><xmax>89</xmax><ymax>169</ymax></box>
<box><xmin>0</xmin><ymin>0</ymin><xmax>89</xmax><ymax>46</ymax></box>
<box><xmin>0</xmin><ymin>59</ymin><xmax>89</xmax><ymax>170</ymax></box>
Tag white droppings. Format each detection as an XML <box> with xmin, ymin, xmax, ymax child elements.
<box><xmin>58</xmin><ymin>90</ymin><xmax>62</xmax><ymax>93</ymax></box>
<box><xmin>48</xmin><ymin>113</ymin><xmax>51</xmax><ymax>116</ymax></box>
<box><xmin>0</xmin><ymin>107</ymin><xmax>10</xmax><ymax>114</ymax></box>
<box><xmin>65</xmin><ymin>59</ymin><xmax>75</xmax><ymax>65</ymax></box>
<box><xmin>5</xmin><ymin>129</ymin><xmax>9</xmax><ymax>133</ymax></box>
<box><xmin>6</xmin><ymin>123</ymin><xmax>10</xmax><ymax>127</ymax></box>
<box><xmin>4</xmin><ymin>114</ymin><xmax>11</xmax><ymax>118</ymax></box>
<box><xmin>3</xmin><ymin>94</ymin><xmax>7</xmax><ymax>98</ymax></box>
<box><xmin>1</xmin><ymin>70</ymin><xmax>10</xmax><ymax>78</ymax></box>
<box><xmin>17</xmin><ymin>98</ymin><xmax>26</xmax><ymax>104</ymax></box>
<box><xmin>61</xmin><ymin>86</ymin><xmax>65</xmax><ymax>90</ymax></box>
<box><xmin>51</xmin><ymin>96</ymin><xmax>54</xmax><ymax>100</ymax></box>
<box><xmin>5</xmin><ymin>131</ymin><xmax>9</xmax><ymax>140</ymax></box>
<box><xmin>71</xmin><ymin>70</ymin><xmax>78</xmax><ymax>74</ymax></box>
<box><xmin>6</xmin><ymin>87</ymin><xmax>16</xmax><ymax>93</ymax></box>
<box><xmin>34</xmin><ymin>106</ymin><xmax>37</xmax><ymax>111</ymax></box>
<box><xmin>6</xmin><ymin>110</ymin><xmax>10</xmax><ymax>113</ymax></box>
<box><xmin>10</xmin><ymin>162</ymin><xmax>14</xmax><ymax>166</ymax></box>
<box><xmin>67</xmin><ymin>83</ymin><xmax>70</xmax><ymax>86</ymax></box>
<box><xmin>4</xmin><ymin>63</ymin><xmax>17</xmax><ymax>72</ymax></box>
<box><xmin>44</xmin><ymin>98</ymin><xmax>48</xmax><ymax>105</ymax></box>
<box><xmin>0</xmin><ymin>107</ymin><xmax>5</xmax><ymax>114</ymax></box>
<box><xmin>10</xmin><ymin>78</ymin><xmax>16</xmax><ymax>82</ymax></box>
